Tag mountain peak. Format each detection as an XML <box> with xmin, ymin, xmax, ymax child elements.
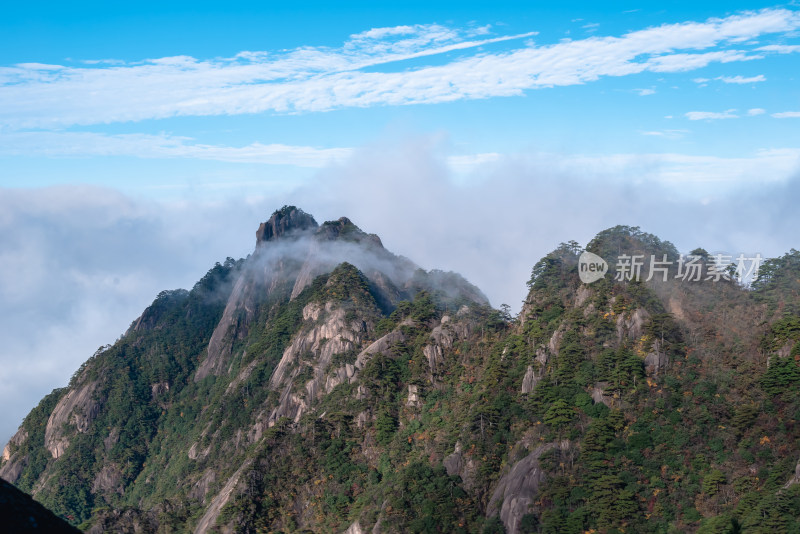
<box><xmin>255</xmin><ymin>206</ymin><xmax>318</xmax><ymax>246</ymax></box>
<box><xmin>317</xmin><ymin>216</ymin><xmax>384</xmax><ymax>248</ymax></box>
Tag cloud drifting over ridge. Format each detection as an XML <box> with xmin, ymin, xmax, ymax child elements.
<box><xmin>1</xmin><ymin>136</ymin><xmax>800</xmax><ymax>445</ymax></box>
<box><xmin>0</xmin><ymin>187</ymin><xmax>276</xmax><ymax>446</ymax></box>
<box><xmin>1</xmin><ymin>8</ymin><xmax>799</xmax><ymax>129</ymax></box>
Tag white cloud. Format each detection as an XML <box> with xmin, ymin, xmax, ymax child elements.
<box><xmin>0</xmin><ymin>131</ymin><xmax>352</xmax><ymax>166</ymax></box>
<box><xmin>3</xmin><ymin>129</ymin><xmax>795</xmax><ymax>187</ymax></box>
<box><xmin>717</xmin><ymin>74</ymin><xmax>766</xmax><ymax>83</ymax></box>
<box><xmin>639</xmin><ymin>129</ymin><xmax>688</xmax><ymax>139</ymax></box>
<box><xmin>523</xmin><ymin>148</ymin><xmax>800</xmax><ymax>185</ymax></box>
<box><xmin>636</xmin><ymin>88</ymin><xmax>656</xmax><ymax>95</ymax></box>
<box><xmin>352</xmin><ymin>25</ymin><xmax>421</xmax><ymax>40</ymax></box>
<box><xmin>772</xmin><ymin>111</ymin><xmax>800</xmax><ymax>118</ymax></box>
<box><xmin>643</xmin><ymin>50</ymin><xmax>756</xmax><ymax>73</ymax></box>
<box><xmin>686</xmin><ymin>109</ymin><xmax>739</xmax><ymax>120</ymax></box>
<box><xmin>1</xmin><ymin>9</ymin><xmax>798</xmax><ymax>129</ymax></box>
<box><xmin>80</xmin><ymin>58</ymin><xmax>126</xmax><ymax>65</ymax></box>
<box><xmin>748</xmin><ymin>108</ymin><xmax>766</xmax><ymax>115</ymax></box>
<box><xmin>447</xmin><ymin>152</ymin><xmax>502</xmax><ymax>172</ymax></box>
<box><xmin>756</xmin><ymin>44</ymin><xmax>800</xmax><ymax>53</ymax></box>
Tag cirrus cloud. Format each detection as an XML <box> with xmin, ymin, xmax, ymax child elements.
<box><xmin>686</xmin><ymin>109</ymin><xmax>739</xmax><ymax>120</ymax></box>
<box><xmin>0</xmin><ymin>8</ymin><xmax>798</xmax><ymax>129</ymax></box>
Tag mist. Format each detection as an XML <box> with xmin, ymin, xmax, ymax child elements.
<box><xmin>296</xmin><ymin>135</ymin><xmax>800</xmax><ymax>311</ymax></box>
<box><xmin>2</xmin><ymin>136</ymin><xmax>799</xmax><ymax>445</ymax></box>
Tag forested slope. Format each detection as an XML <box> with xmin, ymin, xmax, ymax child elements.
<box><xmin>2</xmin><ymin>211</ymin><xmax>799</xmax><ymax>533</ymax></box>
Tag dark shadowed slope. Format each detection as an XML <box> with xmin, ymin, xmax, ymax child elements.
<box><xmin>0</xmin><ymin>477</ymin><xmax>81</xmax><ymax>533</ymax></box>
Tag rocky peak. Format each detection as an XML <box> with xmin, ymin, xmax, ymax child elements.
<box><xmin>316</xmin><ymin>216</ymin><xmax>384</xmax><ymax>248</ymax></box>
<box><xmin>255</xmin><ymin>206</ymin><xmax>318</xmax><ymax>246</ymax></box>
<box><xmin>317</xmin><ymin>217</ymin><xmax>355</xmax><ymax>239</ymax></box>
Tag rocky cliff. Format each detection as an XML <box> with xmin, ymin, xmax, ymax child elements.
<box><xmin>2</xmin><ymin>218</ymin><xmax>800</xmax><ymax>533</ymax></box>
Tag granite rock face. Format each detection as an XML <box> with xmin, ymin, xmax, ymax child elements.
<box><xmin>44</xmin><ymin>380</ymin><xmax>100</xmax><ymax>459</ymax></box>
<box><xmin>785</xmin><ymin>458</ymin><xmax>800</xmax><ymax>489</ymax></box>
<box><xmin>487</xmin><ymin>442</ymin><xmax>570</xmax><ymax>534</ymax></box>
<box><xmin>195</xmin><ymin>208</ymin><xmax>423</xmax><ymax>382</ymax></box>
<box><xmin>256</xmin><ymin>206</ymin><xmax>318</xmax><ymax>246</ymax></box>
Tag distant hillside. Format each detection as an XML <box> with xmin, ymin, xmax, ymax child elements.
<box><xmin>2</xmin><ymin>211</ymin><xmax>799</xmax><ymax>533</ymax></box>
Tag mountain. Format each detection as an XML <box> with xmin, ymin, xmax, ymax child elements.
<box><xmin>2</xmin><ymin>211</ymin><xmax>799</xmax><ymax>533</ymax></box>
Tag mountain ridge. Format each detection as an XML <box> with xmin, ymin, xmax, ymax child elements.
<box><xmin>1</xmin><ymin>215</ymin><xmax>799</xmax><ymax>533</ymax></box>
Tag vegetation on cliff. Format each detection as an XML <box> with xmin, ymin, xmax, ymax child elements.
<box><xmin>2</xmin><ymin>215</ymin><xmax>799</xmax><ymax>533</ymax></box>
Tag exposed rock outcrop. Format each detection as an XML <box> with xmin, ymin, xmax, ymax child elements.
<box><xmin>103</xmin><ymin>428</ymin><xmax>119</xmax><ymax>452</ymax></box>
<box><xmin>574</xmin><ymin>285</ymin><xmax>592</xmax><ymax>307</ymax></box>
<box><xmin>92</xmin><ymin>463</ymin><xmax>124</xmax><ymax>496</ymax></box>
<box><xmin>268</xmin><ymin>301</ymin><xmax>369</xmax><ymax>425</ymax></box>
<box><xmin>188</xmin><ymin>469</ymin><xmax>217</xmax><ymax>502</ymax></box>
<box><xmin>487</xmin><ymin>442</ymin><xmax>569</xmax><ymax>534</ymax></box>
<box><xmin>644</xmin><ymin>339</ymin><xmax>669</xmax><ymax>377</ymax></box>
<box><xmin>616</xmin><ymin>307</ymin><xmax>650</xmax><ymax>342</ymax></box>
<box><xmin>195</xmin><ymin>273</ymin><xmax>261</xmax><ymax>382</ymax></box>
<box><xmin>521</xmin><ymin>365</ymin><xmax>542</xmax><ymax>394</ymax></box>
<box><xmin>0</xmin><ymin>453</ymin><xmax>25</xmax><ymax>483</ymax></box>
<box><xmin>784</xmin><ymin>458</ymin><xmax>800</xmax><ymax>489</ymax></box>
<box><xmin>405</xmin><ymin>385</ymin><xmax>420</xmax><ymax>408</ymax></box>
<box><xmin>776</xmin><ymin>341</ymin><xmax>795</xmax><ymax>358</ymax></box>
<box><xmin>225</xmin><ymin>357</ymin><xmax>257</xmax><ymax>396</ymax></box>
<box><xmin>548</xmin><ymin>326</ymin><xmax>564</xmax><ymax>356</ymax></box>
<box><xmin>44</xmin><ymin>381</ymin><xmax>99</xmax><ymax>459</ymax></box>
<box><xmin>443</xmin><ymin>441</ymin><xmax>464</xmax><ymax>477</ymax></box>
<box><xmin>344</xmin><ymin>521</ymin><xmax>366</xmax><ymax>534</ymax></box>
<box><xmin>269</xmin><ymin>303</ymin><xmax>359</xmax><ymax>390</ymax></box>
<box><xmin>196</xmin><ymin>211</ymin><xmax>421</xmax><ymax>383</ymax></box>
<box><xmin>151</xmin><ymin>381</ymin><xmax>170</xmax><ymax>400</ymax></box>
<box><xmin>424</xmin><ymin>316</ymin><xmax>454</xmax><ymax>375</ymax></box>
<box><xmin>188</xmin><ymin>442</ymin><xmax>211</xmax><ymax>461</ymax></box>
<box><xmin>194</xmin><ymin>460</ymin><xmax>252</xmax><ymax>534</ymax></box>
<box><xmin>256</xmin><ymin>207</ymin><xmax>318</xmax><ymax>246</ymax></box>
<box><xmin>0</xmin><ymin>427</ymin><xmax>28</xmax><ymax>483</ymax></box>
<box><xmin>443</xmin><ymin>441</ymin><xmax>477</xmax><ymax>490</ymax></box>
<box><xmin>590</xmin><ymin>382</ymin><xmax>614</xmax><ymax>407</ymax></box>
<box><xmin>354</xmin><ymin>330</ymin><xmax>405</xmax><ymax>370</ymax></box>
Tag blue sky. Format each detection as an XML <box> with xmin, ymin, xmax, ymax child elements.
<box><xmin>1</xmin><ymin>2</ymin><xmax>800</xmax><ymax>445</ymax></box>
<box><xmin>2</xmin><ymin>1</ymin><xmax>799</xmax><ymax>196</ymax></box>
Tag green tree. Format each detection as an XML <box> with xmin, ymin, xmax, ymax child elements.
<box><xmin>761</xmin><ymin>357</ymin><xmax>800</xmax><ymax>394</ymax></box>
<box><xmin>703</xmin><ymin>469</ymin><xmax>727</xmax><ymax>496</ymax></box>
<box><xmin>544</xmin><ymin>399</ymin><xmax>572</xmax><ymax>428</ymax></box>
<box><xmin>375</xmin><ymin>408</ymin><xmax>397</xmax><ymax>445</ymax></box>
<box><xmin>590</xmin><ymin>474</ymin><xmax>638</xmax><ymax>530</ymax></box>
